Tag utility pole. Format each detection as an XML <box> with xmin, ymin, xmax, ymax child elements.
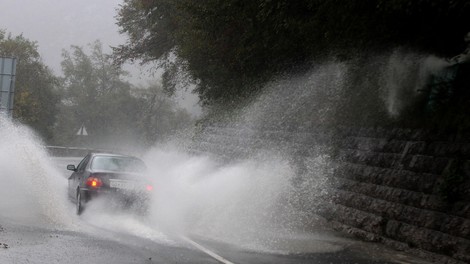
<box><xmin>0</xmin><ymin>57</ymin><xmax>17</xmax><ymax>117</ymax></box>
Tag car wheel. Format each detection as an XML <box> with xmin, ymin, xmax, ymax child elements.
<box><xmin>76</xmin><ymin>189</ymin><xmax>83</xmax><ymax>215</ymax></box>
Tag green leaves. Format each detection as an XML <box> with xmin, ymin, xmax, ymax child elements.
<box><xmin>114</xmin><ymin>0</ymin><xmax>179</xmax><ymax>65</ymax></box>
<box><xmin>57</xmin><ymin>41</ymin><xmax>134</xmax><ymax>146</ymax></box>
<box><xmin>0</xmin><ymin>28</ymin><xmax>191</xmax><ymax>147</ymax></box>
<box><xmin>115</xmin><ymin>0</ymin><xmax>470</xmax><ymax>108</ymax></box>
<box><xmin>0</xmin><ymin>30</ymin><xmax>59</xmax><ymax>142</ymax></box>
<box><xmin>56</xmin><ymin>40</ymin><xmax>193</xmax><ymax>147</ymax></box>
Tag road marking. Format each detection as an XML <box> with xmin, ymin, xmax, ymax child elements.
<box><xmin>181</xmin><ymin>236</ymin><xmax>235</xmax><ymax>264</ymax></box>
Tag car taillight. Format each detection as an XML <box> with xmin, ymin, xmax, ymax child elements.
<box><xmin>86</xmin><ymin>177</ymin><xmax>103</xmax><ymax>188</ymax></box>
<box><xmin>146</xmin><ymin>185</ymin><xmax>153</xmax><ymax>191</ymax></box>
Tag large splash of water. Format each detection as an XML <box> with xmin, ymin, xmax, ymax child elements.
<box><xmin>126</xmin><ymin>62</ymin><xmax>352</xmax><ymax>251</ymax></box>
<box><xmin>381</xmin><ymin>50</ymin><xmax>451</xmax><ymax>117</ymax></box>
<box><xmin>0</xmin><ymin>116</ymin><xmax>73</xmax><ymax>228</ymax></box>
<box><xmin>133</xmin><ymin>53</ymin><xmax>445</xmax><ymax>251</ymax></box>
<box><xmin>0</xmin><ymin>51</ymin><xmax>447</xmax><ymax>255</ymax></box>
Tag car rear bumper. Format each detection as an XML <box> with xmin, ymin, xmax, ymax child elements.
<box><xmin>82</xmin><ymin>187</ymin><xmax>151</xmax><ymax>205</ymax></box>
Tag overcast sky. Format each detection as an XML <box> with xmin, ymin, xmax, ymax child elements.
<box><xmin>0</xmin><ymin>0</ymin><xmax>124</xmax><ymax>74</ymax></box>
<box><xmin>0</xmin><ymin>0</ymin><xmax>201</xmax><ymax>114</ymax></box>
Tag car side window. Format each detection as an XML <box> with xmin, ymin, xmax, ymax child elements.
<box><xmin>76</xmin><ymin>155</ymin><xmax>90</xmax><ymax>172</ymax></box>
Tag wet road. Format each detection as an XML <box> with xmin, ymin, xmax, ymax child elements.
<box><xmin>0</xmin><ymin>217</ymin><xmax>430</xmax><ymax>264</ymax></box>
<box><xmin>0</xmin><ymin>157</ymin><xmax>432</xmax><ymax>264</ymax></box>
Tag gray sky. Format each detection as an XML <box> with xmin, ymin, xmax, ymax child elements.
<box><xmin>0</xmin><ymin>0</ymin><xmax>124</xmax><ymax>75</ymax></box>
<box><xmin>0</xmin><ymin>0</ymin><xmax>201</xmax><ymax>114</ymax></box>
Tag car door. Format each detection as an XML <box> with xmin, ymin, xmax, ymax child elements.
<box><xmin>68</xmin><ymin>155</ymin><xmax>91</xmax><ymax>197</ymax></box>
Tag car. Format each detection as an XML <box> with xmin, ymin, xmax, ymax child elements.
<box><xmin>67</xmin><ymin>153</ymin><xmax>153</xmax><ymax>215</ymax></box>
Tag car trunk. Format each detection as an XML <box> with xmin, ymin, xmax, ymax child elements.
<box><xmin>90</xmin><ymin>171</ymin><xmax>150</xmax><ymax>193</ymax></box>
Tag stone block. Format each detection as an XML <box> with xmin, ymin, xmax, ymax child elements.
<box><xmin>384</xmin><ymin>220</ymin><xmax>401</xmax><ymax>238</ymax></box>
<box><xmin>419</xmin><ymin>194</ymin><xmax>448</xmax><ymax>212</ymax></box>
<box><xmin>426</xmin><ymin>142</ymin><xmax>463</xmax><ymax>157</ymax></box>
<box><xmin>371</xmin><ymin>199</ymin><xmax>404</xmax><ymax>219</ymax></box>
<box><xmin>406</xmin><ymin>141</ymin><xmax>427</xmax><ymax>155</ymax></box>
<box><xmin>357</xmin><ymin>137</ymin><xmax>388</xmax><ymax>152</ymax></box>
<box><xmin>331</xmin><ymin>204</ymin><xmax>385</xmax><ymax>235</ymax></box>
<box><xmin>405</xmin><ymin>155</ymin><xmax>450</xmax><ymax>174</ymax></box>
<box><xmin>440</xmin><ymin>216</ymin><xmax>470</xmax><ymax>240</ymax></box>
<box><xmin>392</xmin><ymin>222</ymin><xmax>470</xmax><ymax>261</ymax></box>
<box><xmin>338</xmin><ymin>163</ymin><xmax>439</xmax><ymax>194</ymax></box>
<box><xmin>337</xmin><ymin>149</ymin><xmax>402</xmax><ymax>168</ymax></box>
<box><xmin>382</xmin><ymin>140</ymin><xmax>409</xmax><ymax>153</ymax></box>
<box><xmin>330</xmin><ymin>221</ymin><xmax>381</xmax><ymax>242</ymax></box>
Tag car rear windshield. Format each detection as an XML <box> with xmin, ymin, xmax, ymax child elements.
<box><xmin>91</xmin><ymin>156</ymin><xmax>147</xmax><ymax>173</ymax></box>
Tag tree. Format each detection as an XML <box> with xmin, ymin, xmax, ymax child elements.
<box><xmin>132</xmin><ymin>82</ymin><xmax>193</xmax><ymax>144</ymax></box>
<box><xmin>55</xmin><ymin>41</ymin><xmax>139</xmax><ymax>147</ymax></box>
<box><xmin>0</xmin><ymin>30</ymin><xmax>59</xmax><ymax>142</ymax></box>
<box><xmin>55</xmin><ymin>40</ymin><xmax>194</xmax><ymax>148</ymax></box>
<box><xmin>114</xmin><ymin>0</ymin><xmax>179</xmax><ymax>65</ymax></box>
<box><xmin>115</xmin><ymin>0</ymin><xmax>470</xmax><ymax>107</ymax></box>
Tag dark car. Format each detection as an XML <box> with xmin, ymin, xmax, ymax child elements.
<box><xmin>67</xmin><ymin>153</ymin><xmax>153</xmax><ymax>215</ymax></box>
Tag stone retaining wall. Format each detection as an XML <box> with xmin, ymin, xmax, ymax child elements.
<box><xmin>327</xmin><ymin>128</ymin><xmax>470</xmax><ymax>264</ymax></box>
<box><xmin>189</xmin><ymin>126</ymin><xmax>470</xmax><ymax>264</ymax></box>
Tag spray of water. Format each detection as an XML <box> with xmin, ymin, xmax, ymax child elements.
<box><xmin>124</xmin><ymin>64</ymin><xmax>347</xmax><ymax>252</ymax></box>
<box><xmin>80</xmin><ymin>197</ymin><xmax>176</xmax><ymax>245</ymax></box>
<box><xmin>130</xmin><ymin>54</ymin><xmax>442</xmax><ymax>252</ymax></box>
<box><xmin>0</xmin><ymin>52</ymin><xmax>445</xmax><ymax>255</ymax></box>
<box><xmin>144</xmin><ymin>148</ymin><xmax>298</xmax><ymax>245</ymax></box>
<box><xmin>0</xmin><ymin>116</ymin><xmax>73</xmax><ymax>228</ymax></box>
<box><xmin>381</xmin><ymin>50</ymin><xmax>451</xmax><ymax>117</ymax></box>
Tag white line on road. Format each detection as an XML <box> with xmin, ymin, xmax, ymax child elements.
<box><xmin>181</xmin><ymin>236</ymin><xmax>235</xmax><ymax>264</ymax></box>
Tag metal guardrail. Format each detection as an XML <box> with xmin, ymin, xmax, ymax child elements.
<box><xmin>45</xmin><ymin>146</ymin><xmax>125</xmax><ymax>157</ymax></box>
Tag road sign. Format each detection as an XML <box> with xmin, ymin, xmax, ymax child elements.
<box><xmin>0</xmin><ymin>57</ymin><xmax>17</xmax><ymax>116</ymax></box>
<box><xmin>76</xmin><ymin>125</ymin><xmax>88</xmax><ymax>136</ymax></box>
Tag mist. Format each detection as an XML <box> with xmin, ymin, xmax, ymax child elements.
<box><xmin>0</xmin><ymin>50</ymin><xmax>447</xmax><ymax>255</ymax></box>
<box><xmin>0</xmin><ymin>116</ymin><xmax>72</xmax><ymax>227</ymax></box>
<box><xmin>0</xmin><ymin>0</ymin><xmax>123</xmax><ymax>76</ymax></box>
<box><xmin>381</xmin><ymin>50</ymin><xmax>452</xmax><ymax>117</ymax></box>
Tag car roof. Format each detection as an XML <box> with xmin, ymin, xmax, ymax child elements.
<box><xmin>89</xmin><ymin>152</ymin><xmax>141</xmax><ymax>159</ymax></box>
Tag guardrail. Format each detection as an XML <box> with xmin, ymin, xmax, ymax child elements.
<box><xmin>45</xmin><ymin>146</ymin><xmax>121</xmax><ymax>157</ymax></box>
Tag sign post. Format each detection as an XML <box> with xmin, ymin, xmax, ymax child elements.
<box><xmin>0</xmin><ymin>57</ymin><xmax>17</xmax><ymax>116</ymax></box>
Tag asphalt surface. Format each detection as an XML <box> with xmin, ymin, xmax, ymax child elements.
<box><xmin>0</xmin><ymin>217</ymin><xmax>431</xmax><ymax>264</ymax></box>
<box><xmin>0</xmin><ymin>157</ymin><xmax>433</xmax><ymax>264</ymax></box>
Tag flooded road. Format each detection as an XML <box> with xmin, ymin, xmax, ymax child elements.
<box><xmin>0</xmin><ymin>155</ymin><xmax>431</xmax><ymax>264</ymax></box>
<box><xmin>0</xmin><ymin>213</ymin><xmax>429</xmax><ymax>264</ymax></box>
<box><xmin>0</xmin><ymin>119</ymin><xmax>429</xmax><ymax>263</ymax></box>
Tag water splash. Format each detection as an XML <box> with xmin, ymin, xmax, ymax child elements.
<box><xmin>0</xmin><ymin>115</ymin><xmax>73</xmax><ymax>228</ymax></box>
<box><xmin>381</xmin><ymin>50</ymin><xmax>450</xmax><ymax>117</ymax></box>
<box><xmin>137</xmin><ymin>62</ymin><xmax>344</xmax><ymax>251</ymax></box>
<box><xmin>140</xmin><ymin>54</ymin><xmax>445</xmax><ymax>252</ymax></box>
<box><xmin>141</xmin><ymin>148</ymin><xmax>311</xmax><ymax>251</ymax></box>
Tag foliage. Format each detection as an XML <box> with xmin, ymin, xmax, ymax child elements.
<box><xmin>0</xmin><ymin>30</ymin><xmax>59</xmax><ymax>142</ymax></box>
<box><xmin>55</xmin><ymin>41</ymin><xmax>193</xmax><ymax>148</ymax></box>
<box><xmin>115</xmin><ymin>0</ymin><xmax>470</xmax><ymax>106</ymax></box>
<box><xmin>132</xmin><ymin>82</ymin><xmax>193</xmax><ymax>144</ymax></box>
<box><xmin>114</xmin><ymin>0</ymin><xmax>178</xmax><ymax>65</ymax></box>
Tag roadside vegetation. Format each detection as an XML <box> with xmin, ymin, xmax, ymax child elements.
<box><xmin>1</xmin><ymin>1</ymin><xmax>470</xmax><ymax>146</ymax></box>
<box><xmin>0</xmin><ymin>30</ymin><xmax>59</xmax><ymax>142</ymax></box>
<box><xmin>115</xmin><ymin>0</ymin><xmax>470</xmax><ymax>131</ymax></box>
<box><xmin>0</xmin><ymin>31</ymin><xmax>193</xmax><ymax>148</ymax></box>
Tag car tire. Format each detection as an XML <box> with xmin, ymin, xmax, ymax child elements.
<box><xmin>76</xmin><ymin>189</ymin><xmax>83</xmax><ymax>215</ymax></box>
